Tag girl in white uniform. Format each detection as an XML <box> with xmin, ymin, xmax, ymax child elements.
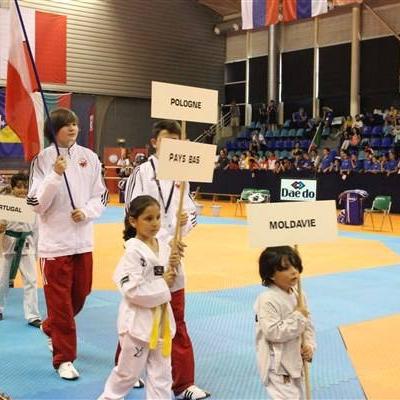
<box><xmin>98</xmin><ymin>195</ymin><xmax>179</xmax><ymax>400</ymax></box>
<box><xmin>254</xmin><ymin>246</ymin><xmax>316</xmax><ymax>400</ymax></box>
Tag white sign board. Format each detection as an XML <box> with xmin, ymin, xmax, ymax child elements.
<box><xmin>158</xmin><ymin>138</ymin><xmax>217</xmax><ymax>182</ymax></box>
<box><xmin>280</xmin><ymin>178</ymin><xmax>317</xmax><ymax>201</ymax></box>
<box><xmin>0</xmin><ymin>195</ymin><xmax>35</xmax><ymax>224</ymax></box>
<box><xmin>151</xmin><ymin>81</ymin><xmax>218</xmax><ymax>124</ymax></box>
<box><xmin>247</xmin><ymin>200</ymin><xmax>337</xmax><ymax>247</ymax></box>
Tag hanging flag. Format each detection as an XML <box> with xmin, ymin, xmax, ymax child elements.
<box><xmin>283</xmin><ymin>0</ymin><xmax>328</xmax><ymax>23</ymax></box>
<box><xmin>5</xmin><ymin>0</ymin><xmax>43</xmax><ymax>162</ymax></box>
<box><xmin>241</xmin><ymin>0</ymin><xmax>279</xmax><ymax>30</ymax></box>
<box><xmin>0</xmin><ymin>6</ymin><xmax>66</xmax><ymax>83</ymax></box>
<box><xmin>0</xmin><ymin>88</ymin><xmax>71</xmax><ymax>159</ymax></box>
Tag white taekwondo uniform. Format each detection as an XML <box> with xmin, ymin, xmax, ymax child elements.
<box><xmin>254</xmin><ymin>285</ymin><xmax>316</xmax><ymax>400</ymax></box>
<box><xmin>0</xmin><ymin>216</ymin><xmax>40</xmax><ymax>322</ymax></box>
<box><xmin>99</xmin><ymin>237</ymin><xmax>176</xmax><ymax>400</ymax></box>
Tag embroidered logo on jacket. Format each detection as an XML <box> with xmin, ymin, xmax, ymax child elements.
<box><xmin>140</xmin><ymin>257</ymin><xmax>147</xmax><ymax>267</ymax></box>
<box><xmin>120</xmin><ymin>275</ymin><xmax>129</xmax><ymax>286</ymax></box>
<box><xmin>153</xmin><ymin>265</ymin><xmax>164</xmax><ymax>276</ymax></box>
<box><xmin>79</xmin><ymin>158</ymin><xmax>88</xmax><ymax>168</ymax></box>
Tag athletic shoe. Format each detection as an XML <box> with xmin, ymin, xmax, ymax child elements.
<box><xmin>28</xmin><ymin>319</ymin><xmax>42</xmax><ymax>328</ymax></box>
<box><xmin>8</xmin><ymin>280</ymin><xmax>14</xmax><ymax>288</ymax></box>
<box><xmin>133</xmin><ymin>378</ymin><xmax>145</xmax><ymax>388</ymax></box>
<box><xmin>0</xmin><ymin>313</ymin><xmax>3</xmax><ymax>321</ymax></box>
<box><xmin>176</xmin><ymin>385</ymin><xmax>210</xmax><ymax>400</ymax></box>
<box><xmin>57</xmin><ymin>362</ymin><xmax>80</xmax><ymax>380</ymax></box>
<box><xmin>40</xmin><ymin>324</ymin><xmax>53</xmax><ymax>352</ymax></box>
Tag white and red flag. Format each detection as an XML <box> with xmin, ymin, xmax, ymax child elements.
<box><xmin>5</xmin><ymin>1</ymin><xmax>43</xmax><ymax>161</ymax></box>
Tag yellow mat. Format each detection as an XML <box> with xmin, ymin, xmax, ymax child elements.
<box><xmin>341</xmin><ymin>315</ymin><xmax>400</xmax><ymax>399</ymax></box>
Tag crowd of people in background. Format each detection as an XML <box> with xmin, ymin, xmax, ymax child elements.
<box><xmin>217</xmin><ymin>104</ymin><xmax>400</xmax><ymax>178</ymax></box>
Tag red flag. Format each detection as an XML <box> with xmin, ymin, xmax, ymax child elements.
<box><xmin>5</xmin><ymin>1</ymin><xmax>43</xmax><ymax>161</ymax></box>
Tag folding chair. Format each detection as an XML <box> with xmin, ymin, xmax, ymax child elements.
<box><xmin>235</xmin><ymin>188</ymin><xmax>257</xmax><ymax>217</ymax></box>
<box><xmin>364</xmin><ymin>195</ymin><xmax>393</xmax><ymax>231</ymax></box>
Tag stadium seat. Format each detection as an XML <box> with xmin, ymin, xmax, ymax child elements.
<box><xmin>381</xmin><ymin>137</ymin><xmax>393</xmax><ymax>149</ymax></box>
<box><xmin>372</xmin><ymin>125</ymin><xmax>383</xmax><ymax>136</ymax></box>
<box><xmin>288</xmin><ymin>129</ymin><xmax>297</xmax><ymax>138</ymax></box>
<box><xmin>280</xmin><ymin>129</ymin><xmax>289</xmax><ymax>138</ymax></box>
<box><xmin>296</xmin><ymin>128</ymin><xmax>305</xmax><ymax>138</ymax></box>
<box><xmin>362</xmin><ymin>126</ymin><xmax>372</xmax><ymax>137</ymax></box>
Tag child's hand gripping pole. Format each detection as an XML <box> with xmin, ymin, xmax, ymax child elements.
<box><xmin>297</xmin><ymin>275</ymin><xmax>312</xmax><ymax>400</ymax></box>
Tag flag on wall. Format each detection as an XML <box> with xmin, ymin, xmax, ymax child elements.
<box><xmin>241</xmin><ymin>0</ymin><xmax>279</xmax><ymax>30</ymax></box>
<box><xmin>283</xmin><ymin>0</ymin><xmax>328</xmax><ymax>23</ymax></box>
<box><xmin>1</xmin><ymin>87</ymin><xmax>71</xmax><ymax>160</ymax></box>
<box><xmin>0</xmin><ymin>6</ymin><xmax>66</xmax><ymax>84</ymax></box>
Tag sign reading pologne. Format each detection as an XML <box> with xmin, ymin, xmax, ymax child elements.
<box><xmin>247</xmin><ymin>200</ymin><xmax>337</xmax><ymax>247</ymax></box>
<box><xmin>0</xmin><ymin>195</ymin><xmax>35</xmax><ymax>224</ymax></box>
<box><xmin>280</xmin><ymin>178</ymin><xmax>317</xmax><ymax>201</ymax></box>
<box><xmin>151</xmin><ymin>81</ymin><xmax>218</xmax><ymax>124</ymax></box>
<box><xmin>157</xmin><ymin>138</ymin><xmax>217</xmax><ymax>182</ymax></box>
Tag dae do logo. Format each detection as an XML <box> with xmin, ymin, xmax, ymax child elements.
<box><xmin>280</xmin><ymin>179</ymin><xmax>317</xmax><ymax>201</ymax></box>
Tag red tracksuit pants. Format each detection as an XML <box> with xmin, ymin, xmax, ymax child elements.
<box><xmin>41</xmin><ymin>253</ymin><xmax>92</xmax><ymax>369</ymax></box>
<box><xmin>115</xmin><ymin>288</ymin><xmax>195</xmax><ymax>395</ymax></box>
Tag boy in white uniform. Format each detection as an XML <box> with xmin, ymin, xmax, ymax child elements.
<box><xmin>123</xmin><ymin>120</ymin><xmax>209</xmax><ymax>399</ymax></box>
<box><xmin>28</xmin><ymin>108</ymin><xmax>108</xmax><ymax>380</ymax></box>
<box><xmin>254</xmin><ymin>246</ymin><xmax>316</xmax><ymax>400</ymax></box>
<box><xmin>0</xmin><ymin>173</ymin><xmax>41</xmax><ymax>326</ymax></box>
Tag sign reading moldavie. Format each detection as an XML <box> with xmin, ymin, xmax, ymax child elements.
<box><xmin>247</xmin><ymin>200</ymin><xmax>337</xmax><ymax>247</ymax></box>
<box><xmin>280</xmin><ymin>178</ymin><xmax>317</xmax><ymax>201</ymax></box>
<box><xmin>151</xmin><ymin>81</ymin><xmax>218</xmax><ymax>124</ymax></box>
<box><xmin>158</xmin><ymin>138</ymin><xmax>217</xmax><ymax>182</ymax></box>
<box><xmin>0</xmin><ymin>195</ymin><xmax>35</xmax><ymax>224</ymax></box>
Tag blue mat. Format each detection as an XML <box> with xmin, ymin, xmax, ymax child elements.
<box><xmin>3</xmin><ymin>210</ymin><xmax>400</xmax><ymax>399</ymax></box>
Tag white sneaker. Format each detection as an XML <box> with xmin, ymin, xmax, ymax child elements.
<box><xmin>57</xmin><ymin>362</ymin><xmax>80</xmax><ymax>380</ymax></box>
<box><xmin>176</xmin><ymin>385</ymin><xmax>210</xmax><ymax>400</ymax></box>
<box><xmin>40</xmin><ymin>324</ymin><xmax>53</xmax><ymax>352</ymax></box>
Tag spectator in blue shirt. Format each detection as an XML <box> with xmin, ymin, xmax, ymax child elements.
<box><xmin>340</xmin><ymin>150</ymin><xmax>352</xmax><ymax>177</ymax></box>
<box><xmin>318</xmin><ymin>148</ymin><xmax>332</xmax><ymax>173</ymax></box>
<box><xmin>366</xmin><ymin>155</ymin><xmax>381</xmax><ymax>174</ymax></box>
<box><xmin>383</xmin><ymin>151</ymin><xmax>398</xmax><ymax>176</ymax></box>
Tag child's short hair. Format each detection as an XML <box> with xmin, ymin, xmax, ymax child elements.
<box><xmin>44</xmin><ymin>108</ymin><xmax>79</xmax><ymax>143</ymax></box>
<box><xmin>152</xmin><ymin>120</ymin><xmax>181</xmax><ymax>139</ymax></box>
<box><xmin>10</xmin><ymin>173</ymin><xmax>28</xmax><ymax>188</ymax></box>
<box><xmin>123</xmin><ymin>195</ymin><xmax>160</xmax><ymax>241</ymax></box>
<box><xmin>259</xmin><ymin>246</ymin><xmax>303</xmax><ymax>286</ymax></box>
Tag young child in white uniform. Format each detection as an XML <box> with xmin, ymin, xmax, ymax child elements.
<box><xmin>0</xmin><ymin>173</ymin><xmax>41</xmax><ymax>326</ymax></box>
<box><xmin>254</xmin><ymin>246</ymin><xmax>316</xmax><ymax>400</ymax></box>
<box><xmin>98</xmin><ymin>195</ymin><xmax>180</xmax><ymax>400</ymax></box>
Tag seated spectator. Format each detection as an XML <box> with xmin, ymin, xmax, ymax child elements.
<box><xmin>215</xmin><ymin>149</ymin><xmax>229</xmax><ymax>170</ymax></box>
<box><xmin>266</xmin><ymin>152</ymin><xmax>277</xmax><ymax>170</ymax></box>
<box><xmin>352</xmin><ymin>114</ymin><xmax>363</xmax><ymax>130</ymax></box>
<box><xmin>384</xmin><ymin>151</ymin><xmax>398</xmax><ymax>176</ymax></box>
<box><xmin>258</xmin><ymin>131</ymin><xmax>266</xmax><ymax>147</ymax></box>
<box><xmin>291</xmin><ymin>142</ymin><xmax>302</xmax><ymax>158</ymax></box>
<box><xmin>273</xmin><ymin>160</ymin><xmax>283</xmax><ymax>174</ymax></box>
<box><xmin>258</xmin><ymin>156</ymin><xmax>268</xmax><ymax>170</ymax></box>
<box><xmin>363</xmin><ymin>155</ymin><xmax>373</xmax><ymax>172</ymax></box>
<box><xmin>239</xmin><ymin>153</ymin><xmax>248</xmax><ymax>170</ymax></box>
<box><xmin>318</xmin><ymin>148</ymin><xmax>332</xmax><ymax>173</ymax></box>
<box><xmin>248</xmin><ymin>156</ymin><xmax>260</xmax><ymax>171</ymax></box>
<box><xmin>342</xmin><ymin>116</ymin><xmax>353</xmax><ymax>135</ymax></box>
<box><xmin>299</xmin><ymin>152</ymin><xmax>313</xmax><ymax>171</ymax></box>
<box><xmin>309</xmin><ymin>148</ymin><xmax>320</xmax><ymax>169</ymax></box>
<box><xmin>332</xmin><ymin>158</ymin><xmax>341</xmax><ymax>173</ymax></box>
<box><xmin>365</xmin><ymin>155</ymin><xmax>381</xmax><ymax>174</ymax></box>
<box><xmin>348</xmin><ymin>127</ymin><xmax>361</xmax><ymax>152</ymax></box>
<box><xmin>340</xmin><ymin>150</ymin><xmax>352</xmax><ymax>177</ymax></box>
<box><xmin>227</xmin><ymin>154</ymin><xmax>240</xmax><ymax>170</ymax></box>
<box><xmin>282</xmin><ymin>157</ymin><xmax>294</xmax><ymax>172</ymax></box>
<box><xmin>249</xmin><ymin>132</ymin><xmax>260</xmax><ymax>153</ymax></box>
<box><xmin>350</xmin><ymin>153</ymin><xmax>360</xmax><ymax>172</ymax></box>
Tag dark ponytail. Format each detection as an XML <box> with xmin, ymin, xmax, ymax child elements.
<box><xmin>123</xmin><ymin>195</ymin><xmax>160</xmax><ymax>241</ymax></box>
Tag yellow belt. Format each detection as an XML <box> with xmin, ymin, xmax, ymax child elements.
<box><xmin>149</xmin><ymin>303</ymin><xmax>172</xmax><ymax>357</ymax></box>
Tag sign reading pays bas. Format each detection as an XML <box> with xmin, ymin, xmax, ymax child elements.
<box><xmin>158</xmin><ymin>138</ymin><xmax>216</xmax><ymax>183</ymax></box>
<box><xmin>280</xmin><ymin>178</ymin><xmax>317</xmax><ymax>201</ymax></box>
